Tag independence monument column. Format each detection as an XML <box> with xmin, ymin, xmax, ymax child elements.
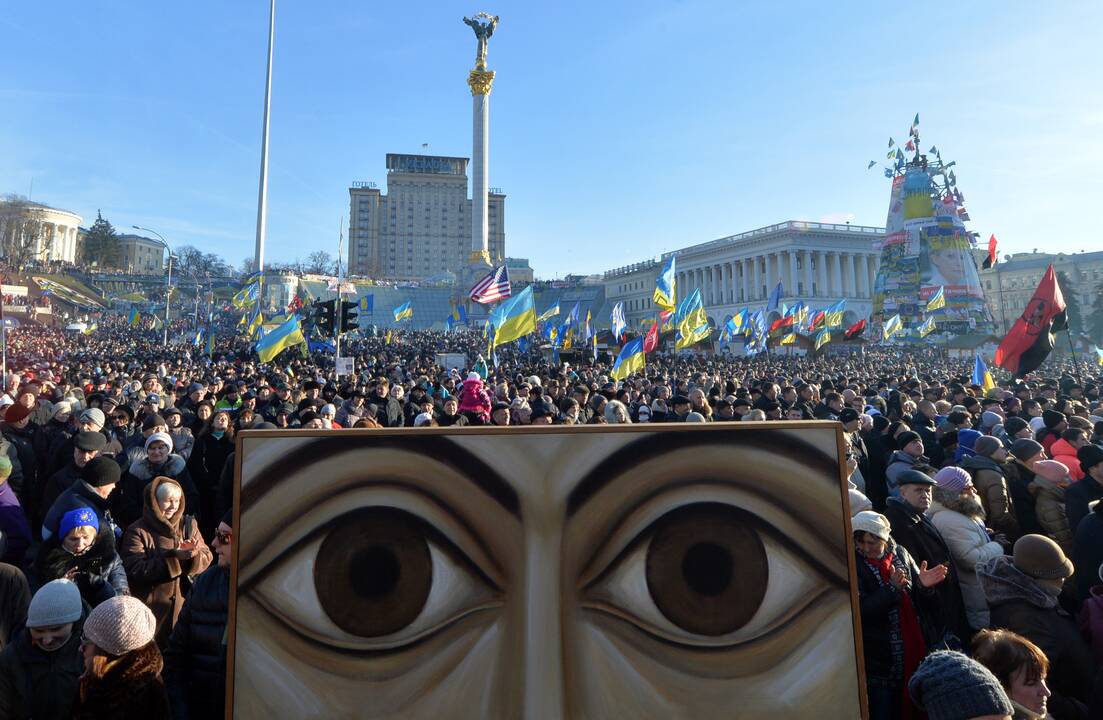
<box><xmin>464</xmin><ymin>13</ymin><xmax>498</xmax><ymax>270</ymax></box>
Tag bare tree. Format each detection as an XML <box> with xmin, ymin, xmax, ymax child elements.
<box><xmin>305</xmin><ymin>250</ymin><xmax>335</xmax><ymax>275</ymax></box>
<box><xmin>0</xmin><ymin>194</ymin><xmax>52</xmax><ymax>268</ymax></box>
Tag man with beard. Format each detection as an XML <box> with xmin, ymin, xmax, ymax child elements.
<box><xmin>926</xmin><ymin>466</ymin><xmax>1005</xmax><ymax>633</ymax></box>
<box><xmin>884</xmin><ymin>469</ymin><xmax>972</xmax><ymax>648</ymax></box>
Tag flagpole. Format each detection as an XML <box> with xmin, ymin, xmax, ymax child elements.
<box><xmin>1065</xmin><ymin>326</ymin><xmax>1084</xmax><ymax>385</ymax></box>
<box><xmin>335</xmin><ymin>217</ymin><xmax>344</xmax><ymax>374</ymax></box>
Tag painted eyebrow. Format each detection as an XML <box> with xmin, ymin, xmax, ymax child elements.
<box><xmin>566</xmin><ymin>428</ymin><xmax>836</xmax><ymax>517</ymax></box>
<box><xmin>240</xmin><ymin>434</ymin><xmax>521</xmax><ymax>518</ymax></box>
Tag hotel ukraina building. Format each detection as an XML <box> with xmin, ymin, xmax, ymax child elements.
<box><xmin>603</xmin><ymin>220</ymin><xmax>885</xmax><ymax>330</ymax></box>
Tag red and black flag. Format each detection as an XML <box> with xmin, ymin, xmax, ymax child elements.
<box><xmin>982</xmin><ymin>234</ymin><xmax>998</xmax><ymax>269</ymax></box>
<box><xmin>642</xmin><ymin>320</ymin><xmax>660</xmax><ymax>354</ymax></box>
<box><xmin>844</xmin><ymin>318</ymin><xmax>867</xmax><ymax>340</ymax></box>
<box><xmin>994</xmin><ymin>264</ymin><xmax>1066</xmax><ymax>377</ymax></box>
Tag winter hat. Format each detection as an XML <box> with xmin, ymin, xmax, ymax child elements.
<box><xmin>979</xmin><ymin>411</ymin><xmax>1002</xmax><ymax>433</ymax></box>
<box><xmin>320</xmin><ymin>404</ymin><xmax>336</xmax><ymax>417</ymax></box>
<box><xmin>81</xmin><ymin>455</ymin><xmax>121</xmax><ymax>488</ymax></box>
<box><xmin>1033</xmin><ymin>459</ymin><xmax>1070</xmax><ymax>484</ymax></box>
<box><xmin>79</xmin><ymin>408</ymin><xmax>106</xmax><ymax>428</ymax></box>
<box><xmin>1002</xmin><ymin>416</ymin><xmax>1029</xmax><ymax>436</ymax></box>
<box><xmin>685</xmin><ymin>412</ymin><xmax>706</xmax><ymax>422</ymax></box>
<box><xmin>895</xmin><ymin>430</ymin><xmax>922</xmax><ymax>449</ymax></box>
<box><xmin>1010</xmin><ymin>438</ymin><xmax>1044</xmax><ymax>462</ymax></box>
<box><xmin>907</xmin><ymin>650</ymin><xmax>1013</xmax><ymax>720</ymax></box>
<box><xmin>1013</xmin><ymin>534</ymin><xmax>1073</xmax><ymax>579</ymax></box>
<box><xmin>897</xmin><ymin>468</ymin><xmax>936</xmax><ymax>486</ymax></box>
<box><xmin>144</xmin><ymin>432</ymin><xmax>173</xmax><ymax>452</ymax></box>
<box><xmin>466</xmin><ymin>372</ymin><xmax>480</xmax><ymax>382</ymax></box>
<box><xmin>636</xmin><ymin>404</ymin><xmax>652</xmax><ymax>422</ymax></box>
<box><xmin>838</xmin><ymin>408</ymin><xmax>860</xmax><ymax>424</ymax></box>
<box><xmin>413</xmin><ymin>412</ymin><xmax>433</xmax><ymax>427</ymax></box>
<box><xmin>956</xmin><ymin>429</ymin><xmax>982</xmax><ymax>455</ymax></box>
<box><xmin>82</xmin><ymin>595</ymin><xmax>157</xmax><ymax>656</ymax></box>
<box><xmin>1078</xmin><ymin>444</ymin><xmax>1103</xmax><ymax>474</ymax></box>
<box><xmin>52</xmin><ymin>401</ymin><xmax>73</xmax><ymax>419</ymax></box>
<box><xmin>933</xmin><ymin>466</ymin><xmax>972</xmax><ymax>493</ymax></box>
<box><xmin>59</xmin><ymin>507</ymin><xmax>99</xmax><ymax>539</ymax></box>
<box><xmin>4</xmin><ymin>403</ymin><xmax>30</xmax><ymax>424</ymax></box>
<box><xmin>141</xmin><ymin>414</ymin><xmax>166</xmax><ymax>431</ymax></box>
<box><xmin>972</xmin><ymin>436</ymin><xmax>1002</xmax><ymax>458</ymax></box>
<box><xmin>1042</xmin><ymin>409</ymin><xmax>1066</xmax><ymax>429</ymax></box>
<box><xmin>851</xmin><ymin>510</ymin><xmax>891</xmax><ymax>541</ymax></box>
<box><xmin>26</xmin><ymin>579</ymin><xmax>82</xmax><ymax>628</ymax></box>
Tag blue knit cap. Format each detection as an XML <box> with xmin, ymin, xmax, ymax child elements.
<box><xmin>908</xmin><ymin>650</ymin><xmax>1013</xmax><ymax>720</ymax></box>
<box><xmin>59</xmin><ymin>507</ymin><xmax>99</xmax><ymax>539</ymax></box>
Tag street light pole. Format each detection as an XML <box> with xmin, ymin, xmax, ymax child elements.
<box><xmin>133</xmin><ymin>225</ymin><xmax>172</xmax><ymax>345</ymax></box>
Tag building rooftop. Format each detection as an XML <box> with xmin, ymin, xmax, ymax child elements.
<box><xmin>985</xmin><ymin>251</ymin><xmax>1103</xmax><ymax>272</ymax></box>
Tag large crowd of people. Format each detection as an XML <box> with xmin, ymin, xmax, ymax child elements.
<box><xmin>0</xmin><ymin>313</ymin><xmax>1100</xmax><ymax>719</ymax></box>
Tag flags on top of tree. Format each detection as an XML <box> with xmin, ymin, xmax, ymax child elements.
<box><xmin>926</xmin><ymin>286</ymin><xmax>946</xmax><ymax>312</ymax></box>
<box><xmin>983</xmin><ymin>235</ymin><xmax>998</xmax><ymax>269</ymax></box>
<box><xmin>654</xmin><ymin>254</ymin><xmax>676</xmax><ymax>312</ymax></box>
<box><xmin>766</xmin><ymin>281</ymin><xmax>783</xmax><ymax>311</ymax></box>
<box><xmin>611</xmin><ymin>301</ymin><xmax>627</xmax><ymax>340</ymax></box>
<box><xmin>844</xmin><ymin>318</ymin><xmax>866</xmax><ymax>340</ymax></box>
<box><xmin>468</xmin><ymin>265</ymin><xmax>511</xmax><ymax>304</ymax></box>
<box><xmin>973</xmin><ymin>355</ymin><xmax>996</xmax><ymax>393</ymax></box>
<box><xmin>994</xmin><ymin>264</ymin><xmax>1067</xmax><ymax>377</ymax></box>
<box><xmin>611</xmin><ymin>337</ymin><xmax>645</xmax><ymax>381</ymax></box>
<box><xmin>490</xmin><ymin>285</ymin><xmax>536</xmax><ymax>348</ymax></box>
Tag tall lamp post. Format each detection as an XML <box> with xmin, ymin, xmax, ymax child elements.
<box><xmin>133</xmin><ymin>225</ymin><xmax>173</xmax><ymax>345</ymax></box>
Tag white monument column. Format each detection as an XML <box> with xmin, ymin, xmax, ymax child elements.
<box><xmin>468</xmin><ymin>69</ymin><xmax>494</xmax><ymax>266</ymax></box>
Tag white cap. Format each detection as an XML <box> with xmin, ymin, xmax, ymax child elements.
<box><xmin>852</xmin><ymin>510</ymin><xmax>891</xmax><ymax>541</ymax></box>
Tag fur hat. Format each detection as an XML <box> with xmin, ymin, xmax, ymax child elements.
<box><xmin>82</xmin><ymin>596</ymin><xmax>157</xmax><ymax>656</ymax></box>
<box><xmin>26</xmin><ymin>579</ymin><xmax>82</xmax><ymax>628</ymax></box>
<box><xmin>908</xmin><ymin>651</ymin><xmax>1012</xmax><ymax>720</ymax></box>
<box><xmin>852</xmin><ymin>510</ymin><xmax>891</xmax><ymax>541</ymax></box>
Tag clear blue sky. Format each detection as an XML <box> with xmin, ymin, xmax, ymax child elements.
<box><xmin>3</xmin><ymin>2</ymin><xmax>1100</xmax><ymax>278</ymax></box>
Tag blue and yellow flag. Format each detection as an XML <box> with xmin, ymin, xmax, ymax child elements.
<box><xmin>1095</xmin><ymin>346</ymin><xmax>1103</xmax><ymax>366</ymax></box>
<box><xmin>926</xmin><ymin>286</ymin><xmax>946</xmax><ymax>312</ymax></box>
<box><xmin>815</xmin><ymin>329</ymin><xmax>831</xmax><ymax>350</ymax></box>
<box><xmin>83</xmin><ymin>323</ymin><xmax>97</xmax><ymax>335</ymax></box>
<box><xmin>205</xmin><ymin>328</ymin><xmax>215</xmax><ymax>356</ymax></box>
<box><xmin>675</xmin><ymin>288</ymin><xmax>710</xmax><ymax>350</ymax></box>
<box><xmin>193</xmin><ymin>328</ymin><xmax>203</xmax><ymax>347</ymax></box>
<box><xmin>246</xmin><ymin>306</ymin><xmax>263</xmax><ymax>338</ymax></box>
<box><xmin>359</xmin><ymin>294</ymin><xmax>374</xmax><ymax>312</ymax></box>
<box><xmin>883</xmin><ymin>313</ymin><xmax>903</xmax><ymax>341</ymax></box>
<box><xmin>255</xmin><ymin>315</ymin><xmax>305</xmax><ymax>363</ymax></box>
<box><xmin>824</xmin><ymin>299</ymin><xmax>846</xmax><ymax>329</ymax></box>
<box><xmin>611</xmin><ymin>337</ymin><xmax>645</xmax><ymax>380</ymax></box>
<box><xmin>393</xmin><ymin>301</ymin><xmax>413</xmax><ymax>322</ymax></box>
<box><xmin>654</xmin><ymin>254</ymin><xmax>676</xmax><ymax>312</ymax></box>
<box><xmin>491</xmin><ymin>285</ymin><xmax>536</xmax><ymax>348</ymax></box>
<box><xmin>972</xmin><ymin>355</ymin><xmax>995</xmax><ymax>393</ymax></box>
<box><xmin>232</xmin><ymin>282</ymin><xmax>259</xmax><ymax>309</ymax></box>
<box><xmin>780</xmin><ymin>332</ymin><xmax>797</xmax><ymax>346</ymax></box>
<box><xmin>918</xmin><ymin>316</ymin><xmax>937</xmax><ymax>338</ymax></box>
<box><xmin>128</xmin><ymin>307</ymin><xmax>140</xmax><ymax>327</ymax></box>
<box><xmin>537</xmin><ymin>301</ymin><xmax>560</xmax><ymax>322</ymax></box>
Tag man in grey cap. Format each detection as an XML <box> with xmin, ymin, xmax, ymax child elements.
<box><xmin>884</xmin><ymin>468</ymin><xmax>972</xmax><ymax>647</ymax></box>
<box><xmin>0</xmin><ymin>579</ymin><xmax>86</xmax><ymax>719</ymax></box>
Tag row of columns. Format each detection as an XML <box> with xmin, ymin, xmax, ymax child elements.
<box><xmin>675</xmin><ymin>249</ymin><xmax>878</xmax><ymax>306</ymax></box>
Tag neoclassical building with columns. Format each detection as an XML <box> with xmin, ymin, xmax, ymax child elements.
<box><xmin>604</xmin><ymin>220</ymin><xmax>884</xmax><ymax>330</ymax></box>
<box><xmin>0</xmin><ymin>202</ymin><xmax>82</xmax><ymax>265</ymax></box>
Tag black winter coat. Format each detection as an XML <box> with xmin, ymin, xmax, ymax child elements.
<box><xmin>187</xmin><ymin>433</ymin><xmax>234</xmax><ymax>540</ymax></box>
<box><xmin>33</xmin><ymin>526</ymin><xmax>128</xmax><ymax>607</ymax></box>
<box><xmin>0</xmin><ymin>611</ymin><xmax>86</xmax><ymax>720</ymax></box>
<box><xmin>164</xmin><ymin>564</ymin><xmax>229</xmax><ymax>720</ymax></box>
<box><xmin>1073</xmin><ymin>504</ymin><xmax>1103</xmax><ymax>603</ymax></box>
<box><xmin>2</xmin><ymin>423</ymin><xmax>43</xmax><ymax>521</ymax></box>
<box><xmin>1065</xmin><ymin>475</ymin><xmax>1103</xmax><ymax>537</ymax></box>
<box><xmin>39</xmin><ymin>462</ymin><xmax>82</xmax><ymax>522</ymax></box>
<box><xmin>883</xmin><ymin>497</ymin><xmax>972</xmax><ymax>642</ymax></box>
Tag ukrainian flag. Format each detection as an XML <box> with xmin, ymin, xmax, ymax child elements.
<box><xmin>926</xmin><ymin>286</ymin><xmax>946</xmax><ymax>312</ymax></box>
<box><xmin>205</xmin><ymin>329</ymin><xmax>215</xmax><ymax>356</ymax></box>
<box><xmin>824</xmin><ymin>299</ymin><xmax>846</xmax><ymax>329</ymax></box>
<box><xmin>815</xmin><ymin>329</ymin><xmax>832</xmax><ymax>350</ymax></box>
<box><xmin>675</xmin><ymin>288</ymin><xmax>710</xmax><ymax>350</ymax></box>
<box><xmin>255</xmin><ymin>314</ymin><xmax>305</xmax><ymax>363</ymax></box>
<box><xmin>233</xmin><ymin>282</ymin><xmax>259</xmax><ymax>309</ymax></box>
<box><xmin>359</xmin><ymin>294</ymin><xmax>374</xmax><ymax>312</ymax></box>
<box><xmin>83</xmin><ymin>323</ymin><xmax>97</xmax><ymax>335</ymax></box>
<box><xmin>491</xmin><ymin>285</ymin><xmax>536</xmax><ymax>348</ymax></box>
<box><xmin>393</xmin><ymin>301</ymin><xmax>413</xmax><ymax>322</ymax></box>
<box><xmin>128</xmin><ymin>307</ymin><xmax>140</xmax><ymax>327</ymax></box>
<box><xmin>1096</xmin><ymin>346</ymin><xmax>1103</xmax><ymax>366</ymax></box>
<box><xmin>654</xmin><ymin>254</ymin><xmax>676</xmax><ymax>312</ymax></box>
<box><xmin>457</xmin><ymin>305</ymin><xmax>468</xmax><ymax>325</ymax></box>
<box><xmin>972</xmin><ymin>355</ymin><xmax>995</xmax><ymax>393</ymax></box>
<box><xmin>918</xmin><ymin>316</ymin><xmax>937</xmax><ymax>338</ymax></box>
<box><xmin>246</xmin><ymin>307</ymin><xmax>263</xmax><ymax>338</ymax></box>
<box><xmin>883</xmin><ymin>314</ymin><xmax>903</xmax><ymax>341</ymax></box>
<box><xmin>537</xmin><ymin>301</ymin><xmax>560</xmax><ymax>322</ymax></box>
<box><xmin>611</xmin><ymin>337</ymin><xmax>646</xmax><ymax>380</ymax></box>
<box><xmin>780</xmin><ymin>332</ymin><xmax>797</xmax><ymax>346</ymax></box>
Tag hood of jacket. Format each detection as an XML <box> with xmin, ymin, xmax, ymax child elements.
<box><xmin>888</xmin><ymin>450</ymin><xmax>919</xmax><ymax>466</ymax></box>
<box><xmin>128</xmin><ymin>453</ymin><xmax>186</xmax><ymax>482</ymax></box>
<box><xmin>141</xmin><ymin>475</ymin><xmax>184</xmax><ymax>537</ymax></box>
<box><xmin>977</xmin><ymin>555</ymin><xmax>1058</xmax><ymax>610</ymax></box>
<box><xmin>959</xmin><ymin>454</ymin><xmax>1005</xmax><ymax>476</ymax></box>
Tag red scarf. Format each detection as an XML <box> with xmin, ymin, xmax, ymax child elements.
<box><xmin>871</xmin><ymin>551</ymin><xmax>926</xmax><ymax>720</ymax></box>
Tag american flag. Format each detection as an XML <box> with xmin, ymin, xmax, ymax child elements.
<box><xmin>468</xmin><ymin>265</ymin><xmax>511</xmax><ymax>304</ymax></box>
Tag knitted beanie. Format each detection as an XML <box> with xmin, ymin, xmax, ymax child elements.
<box><xmin>1013</xmin><ymin>534</ymin><xmax>1074</xmax><ymax>580</ymax></box>
<box><xmin>1002</xmin><ymin>416</ymin><xmax>1029</xmax><ymax>436</ymax></box>
<box><xmin>1042</xmin><ymin>409</ymin><xmax>1066</xmax><ymax>429</ymax></box>
<box><xmin>59</xmin><ymin>507</ymin><xmax>99</xmax><ymax>539</ymax></box>
<box><xmin>144</xmin><ymin>432</ymin><xmax>173</xmax><ymax>452</ymax></box>
<box><xmin>79</xmin><ymin>407</ymin><xmax>106</xmax><ymax>428</ymax></box>
<box><xmin>973</xmin><ymin>436</ymin><xmax>1002</xmax><ymax>458</ymax></box>
<box><xmin>979</xmin><ymin>411</ymin><xmax>1002</xmax><ymax>432</ymax></box>
<box><xmin>933</xmin><ymin>466</ymin><xmax>972</xmax><ymax>493</ymax></box>
<box><xmin>1033</xmin><ymin>459</ymin><xmax>1070</xmax><ymax>484</ymax></box>
<box><xmin>1010</xmin><ymin>438</ymin><xmax>1044</xmax><ymax>462</ymax></box>
<box><xmin>26</xmin><ymin>579</ymin><xmax>82</xmax><ymax>628</ymax></box>
<box><xmin>908</xmin><ymin>650</ymin><xmax>1013</xmax><ymax>720</ymax></box>
<box><xmin>896</xmin><ymin>430</ymin><xmax>922</xmax><ymax>449</ymax></box>
<box><xmin>1078</xmin><ymin>443</ymin><xmax>1103</xmax><ymax>474</ymax></box>
<box><xmin>141</xmin><ymin>414</ymin><xmax>166</xmax><ymax>431</ymax></box>
<box><xmin>83</xmin><ymin>596</ymin><xmax>157</xmax><ymax>656</ymax></box>
<box><xmin>81</xmin><ymin>456</ymin><xmax>121</xmax><ymax>488</ymax></box>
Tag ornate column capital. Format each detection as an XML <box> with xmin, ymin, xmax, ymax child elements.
<box><xmin>468</xmin><ymin>69</ymin><xmax>496</xmax><ymax>96</ymax></box>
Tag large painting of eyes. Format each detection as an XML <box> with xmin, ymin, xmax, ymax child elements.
<box><xmin>248</xmin><ymin>505</ymin><xmax>501</xmax><ymax>651</ymax></box>
<box><xmin>582</xmin><ymin>501</ymin><xmax>833</xmax><ymax>648</ymax></box>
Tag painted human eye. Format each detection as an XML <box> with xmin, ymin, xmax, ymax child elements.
<box><xmin>250</xmin><ymin>506</ymin><xmax>500</xmax><ymax>650</ymax></box>
<box><xmin>583</xmin><ymin>502</ymin><xmax>830</xmax><ymax>645</ymax></box>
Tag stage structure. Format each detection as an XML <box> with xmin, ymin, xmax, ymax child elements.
<box><xmin>871</xmin><ymin>118</ymin><xmax>996</xmax><ymax>343</ymax></box>
<box><xmin>227</xmin><ymin>423</ymin><xmax>869</xmax><ymax>719</ymax></box>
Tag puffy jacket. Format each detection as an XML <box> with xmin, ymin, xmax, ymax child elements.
<box><xmin>33</xmin><ymin>526</ymin><xmax>128</xmax><ymax>607</ymax></box>
<box><xmin>1028</xmin><ymin>475</ymin><xmax>1074</xmax><ymax>555</ymax></box>
<box><xmin>926</xmin><ymin>500</ymin><xmax>1004</xmax><ymax>630</ymax></box>
<box><xmin>1050</xmin><ymin>439</ymin><xmax>1085</xmax><ymax>481</ymax></box>
<box><xmin>960</xmin><ymin>455</ymin><xmax>1021</xmax><ymax>540</ymax></box>
<box><xmin>0</xmin><ymin>609</ymin><xmax>86</xmax><ymax>720</ymax></box>
<box><xmin>164</xmin><ymin>564</ymin><xmax>228</xmax><ymax>720</ymax></box>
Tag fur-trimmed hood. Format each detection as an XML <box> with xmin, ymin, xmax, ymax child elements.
<box><xmin>977</xmin><ymin>555</ymin><xmax>1058</xmax><ymax>610</ymax></box>
<box><xmin>128</xmin><ymin>453</ymin><xmax>186</xmax><ymax>482</ymax></box>
<box><xmin>74</xmin><ymin>641</ymin><xmax>168</xmax><ymax>719</ymax></box>
<box><xmin>141</xmin><ymin>475</ymin><xmax>185</xmax><ymax>537</ymax></box>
